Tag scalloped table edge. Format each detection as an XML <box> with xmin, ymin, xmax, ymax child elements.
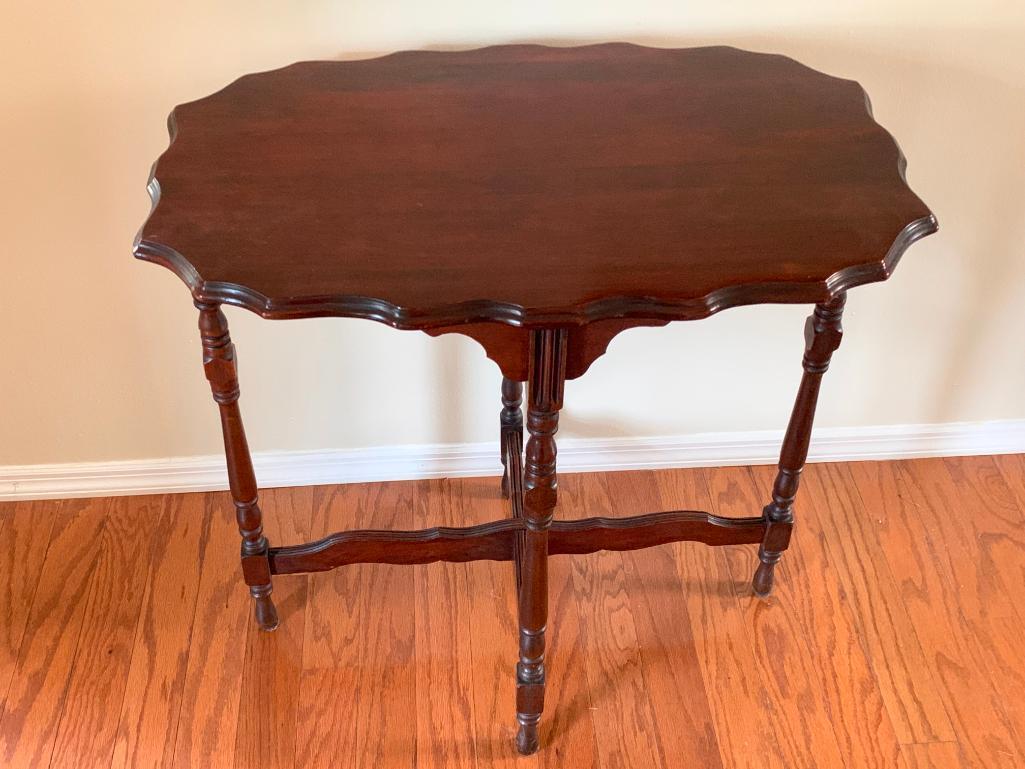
<box><xmin>133</xmin><ymin>211</ymin><xmax>937</xmax><ymax>329</ymax></box>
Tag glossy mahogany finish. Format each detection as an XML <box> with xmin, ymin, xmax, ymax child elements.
<box><xmin>135</xmin><ymin>43</ymin><xmax>936</xmax><ymax>757</ymax></box>
<box><xmin>136</xmin><ymin>43</ymin><xmax>934</xmax><ymax>331</ymax></box>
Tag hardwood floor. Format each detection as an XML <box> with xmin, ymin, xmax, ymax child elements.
<box><xmin>1</xmin><ymin>457</ymin><xmax>1024</xmax><ymax>768</ymax></box>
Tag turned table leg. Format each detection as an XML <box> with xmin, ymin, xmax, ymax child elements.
<box><xmin>197</xmin><ymin>302</ymin><xmax>278</xmax><ymax>631</ymax></box>
<box><xmin>515</xmin><ymin>330</ymin><xmax>567</xmax><ymax>755</ymax></box>
<box><xmin>500</xmin><ymin>378</ymin><xmax>524</xmax><ymax>498</ymax></box>
<box><xmin>753</xmin><ymin>294</ymin><xmax>845</xmax><ymax>597</ymax></box>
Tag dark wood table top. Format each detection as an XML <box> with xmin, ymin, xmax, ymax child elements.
<box><xmin>135</xmin><ymin>43</ymin><xmax>936</xmax><ymax>329</ymax></box>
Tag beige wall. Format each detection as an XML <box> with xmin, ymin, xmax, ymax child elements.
<box><xmin>2</xmin><ymin>2</ymin><xmax>1024</xmax><ymax>466</ymax></box>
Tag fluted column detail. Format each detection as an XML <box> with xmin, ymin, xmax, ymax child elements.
<box><xmin>500</xmin><ymin>377</ymin><xmax>524</xmax><ymax>498</ymax></box>
<box><xmin>515</xmin><ymin>328</ymin><xmax>567</xmax><ymax>754</ymax></box>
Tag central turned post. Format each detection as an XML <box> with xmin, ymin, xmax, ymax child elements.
<box><xmin>515</xmin><ymin>328</ymin><xmax>567</xmax><ymax>755</ymax></box>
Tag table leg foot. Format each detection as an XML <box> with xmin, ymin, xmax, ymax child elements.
<box><xmin>752</xmin><ymin>547</ymin><xmax>781</xmax><ymax>597</ymax></box>
<box><xmin>515</xmin><ymin>717</ymin><xmax>541</xmax><ymax>755</ymax></box>
<box><xmin>515</xmin><ymin>633</ymin><xmax>546</xmax><ymax>754</ymax></box>
<box><xmin>250</xmin><ymin>584</ymin><xmax>279</xmax><ymax>631</ymax></box>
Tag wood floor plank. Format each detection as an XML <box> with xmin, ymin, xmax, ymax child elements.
<box><xmin>905</xmin><ymin>458</ymin><xmax>1025</xmax><ymax>741</ymax></box>
<box><xmin>708</xmin><ymin>464</ymin><xmax>907</xmax><ymax>769</ymax></box>
<box><xmin>736</xmin><ymin>464</ymin><xmax>907</xmax><ymax>769</ymax></box>
<box><xmin>356</xmin><ymin>481</ymin><xmax>416</xmax><ymax>766</ymax></box>
<box><xmin>234</xmin><ymin>486</ymin><xmax>314</xmax><ymax>769</ymax></box>
<box><xmin>846</xmin><ymin>460</ymin><xmax>1021</xmax><ymax>768</ymax></box>
<box><xmin>295</xmin><ymin>485</ymin><xmax>362</xmax><ymax>769</ymax></box>
<box><xmin>992</xmin><ymin>453</ymin><xmax>1025</xmax><ymax>521</ymax></box>
<box><xmin>657</xmin><ymin>467</ymin><xmax>787</xmax><ymax>769</ymax></box>
<box><xmin>0</xmin><ymin>500</ymin><xmax>59</xmax><ymax>716</ymax></box>
<box><xmin>901</xmin><ymin>741</ymin><xmax>969</xmax><ymax>769</ymax></box>
<box><xmin>599</xmin><ymin>470</ymin><xmax>723</xmax><ymax>769</ymax></box>
<box><xmin>110</xmin><ymin>493</ymin><xmax>212</xmax><ymax>769</ymax></box>
<box><xmin>941</xmin><ymin>456</ymin><xmax>1025</xmax><ymax>626</ymax></box>
<box><xmin>1</xmin><ymin>456</ymin><xmax>1024</xmax><ymax>767</ymax></box>
<box><xmin>540</xmin><ymin>553</ymin><xmax>598</xmax><ymax>769</ymax></box>
<box><xmin>355</xmin><ymin>482</ymin><xmax>417</xmax><ymax>766</ymax></box>
<box><xmin>456</xmin><ymin>477</ymin><xmax>544</xmax><ymax>769</ymax></box>
<box><xmin>803</xmin><ymin>463</ymin><xmax>954</xmax><ymax>744</ymax></box>
<box><xmin>414</xmin><ymin>478</ymin><xmax>477</xmax><ymax>769</ymax></box>
<box><xmin>558</xmin><ymin>473</ymin><xmax>667</xmax><ymax>769</ymax></box>
<box><xmin>48</xmin><ymin>495</ymin><xmax>161</xmax><ymax>769</ymax></box>
<box><xmin>0</xmin><ymin>497</ymin><xmax>109</xmax><ymax>769</ymax></box>
<box><xmin>297</xmin><ymin>480</ymin><xmax>416</xmax><ymax>769</ymax></box>
<box><xmin>171</xmin><ymin>492</ymin><xmax>253</xmax><ymax>769</ymax></box>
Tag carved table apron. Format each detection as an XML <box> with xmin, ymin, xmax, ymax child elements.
<box><xmin>134</xmin><ymin>44</ymin><xmax>936</xmax><ymax>755</ymax></box>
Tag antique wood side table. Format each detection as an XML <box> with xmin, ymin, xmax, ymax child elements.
<box><xmin>134</xmin><ymin>44</ymin><xmax>936</xmax><ymax>755</ymax></box>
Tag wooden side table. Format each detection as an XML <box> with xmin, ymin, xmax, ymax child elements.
<box><xmin>134</xmin><ymin>43</ymin><xmax>936</xmax><ymax>755</ymax></box>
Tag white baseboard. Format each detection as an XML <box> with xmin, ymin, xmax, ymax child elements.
<box><xmin>1</xmin><ymin>420</ymin><xmax>1023</xmax><ymax>501</ymax></box>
